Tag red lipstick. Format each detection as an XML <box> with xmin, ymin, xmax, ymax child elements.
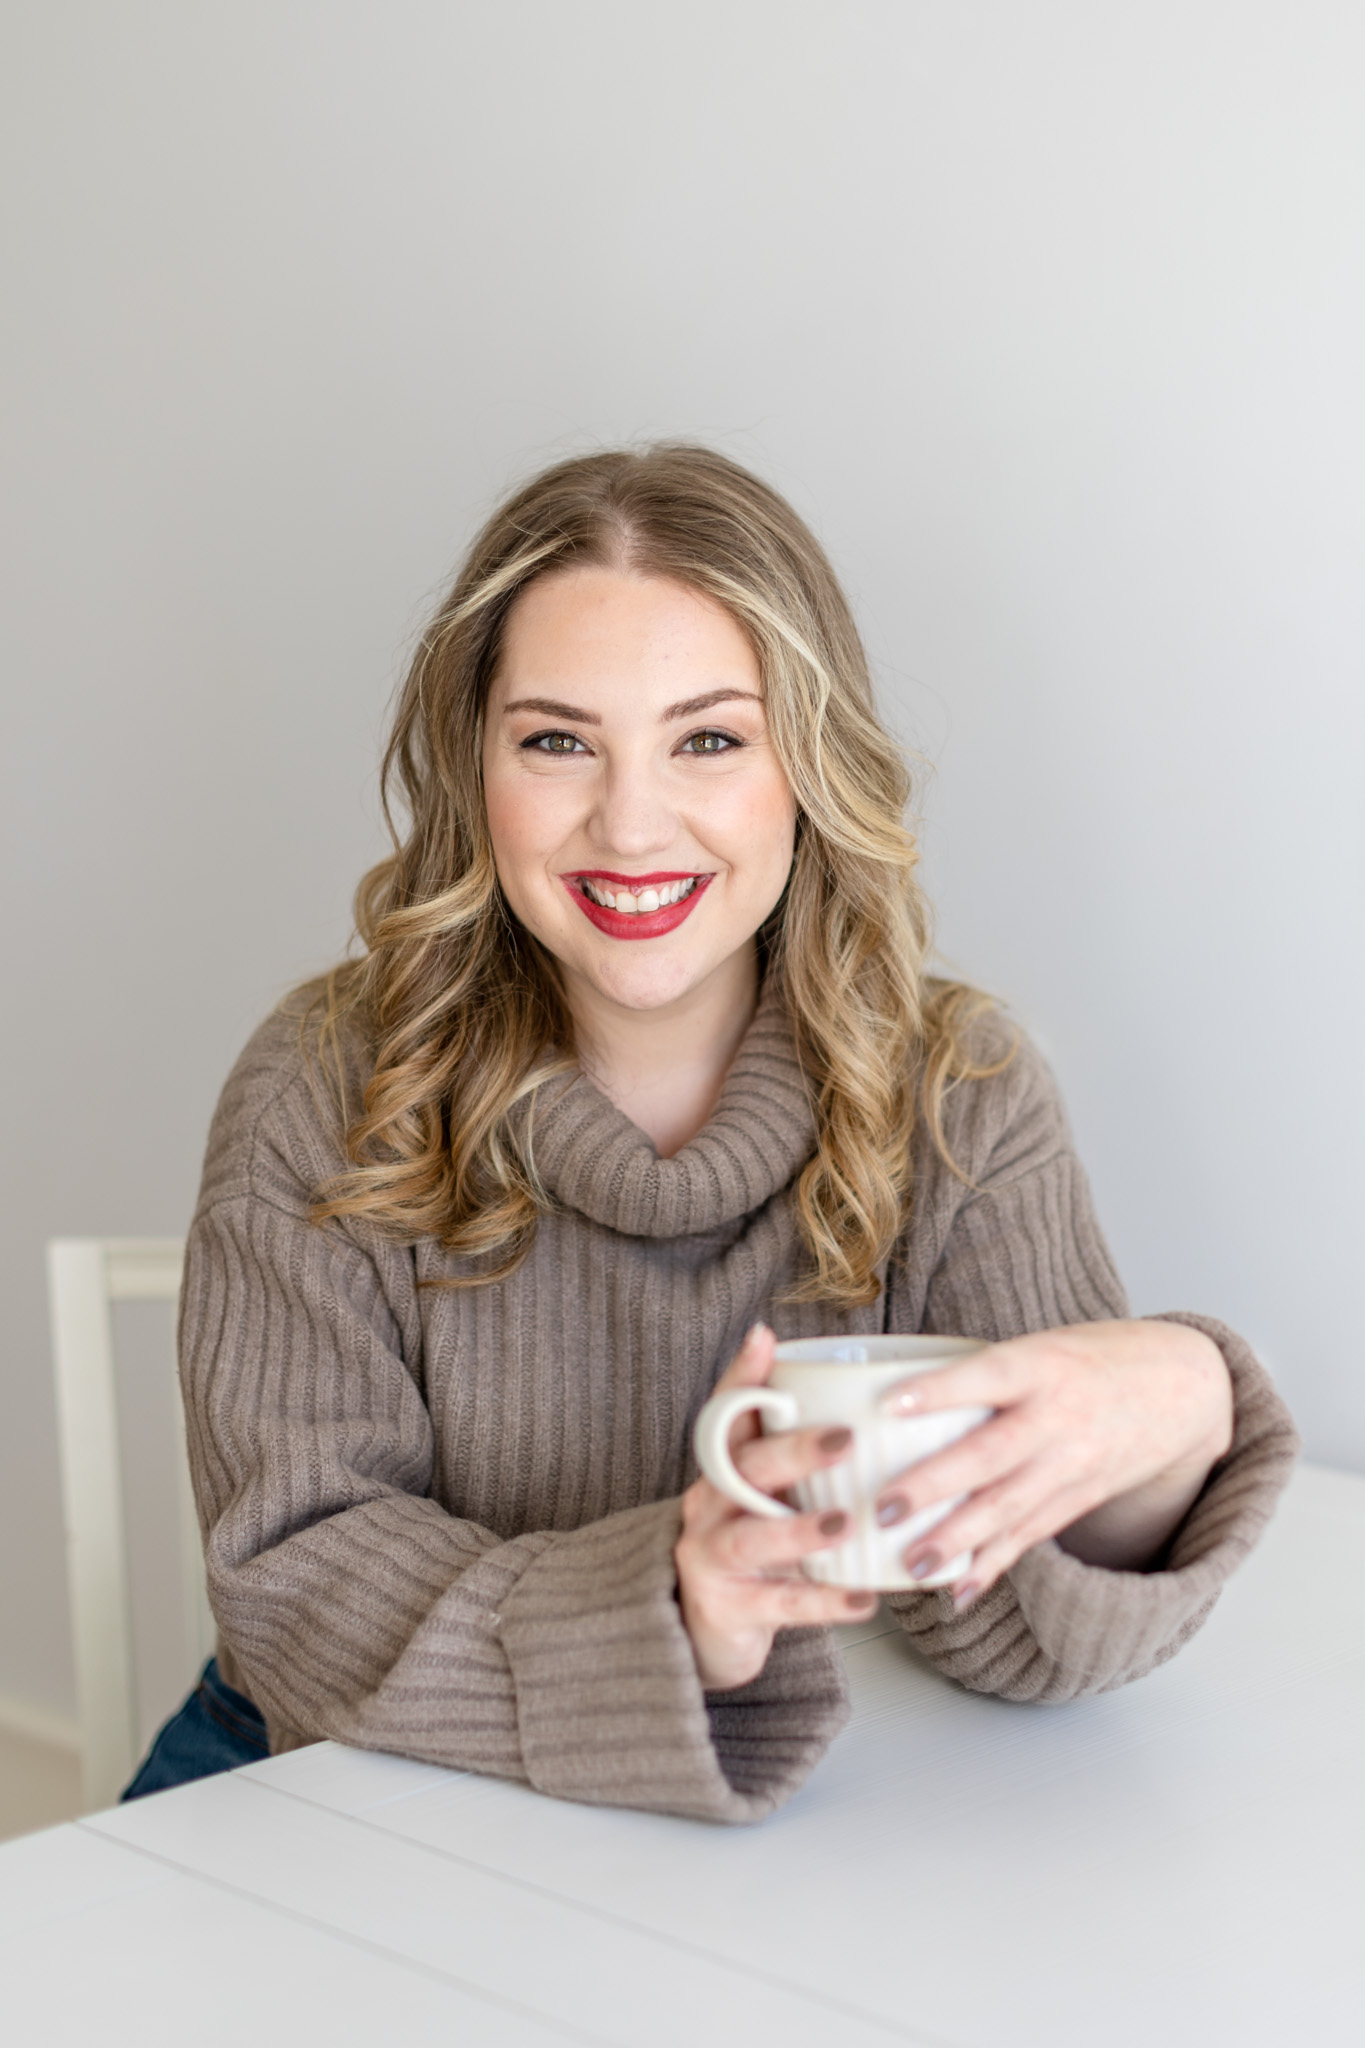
<box><xmin>561</xmin><ymin>870</ymin><xmax>712</xmax><ymax>941</ymax></box>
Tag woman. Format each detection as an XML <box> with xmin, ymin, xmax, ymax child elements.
<box><xmin>127</xmin><ymin>445</ymin><xmax>1296</xmax><ymax>1820</ymax></box>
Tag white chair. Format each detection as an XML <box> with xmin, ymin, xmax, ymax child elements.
<box><xmin>46</xmin><ymin>1237</ymin><xmax>215</xmax><ymax>1811</ymax></box>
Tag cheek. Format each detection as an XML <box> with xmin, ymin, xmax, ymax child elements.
<box><xmin>481</xmin><ymin>771</ymin><xmax>522</xmax><ymax>868</ymax></box>
<box><xmin>711</xmin><ymin>765</ymin><xmax>797</xmax><ymax>890</ymax></box>
<box><xmin>482</xmin><ymin>761</ymin><xmax>566</xmax><ymax>891</ymax></box>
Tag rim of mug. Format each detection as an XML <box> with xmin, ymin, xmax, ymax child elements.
<box><xmin>771</xmin><ymin>1335</ymin><xmax>984</xmax><ymax>1370</ymax></box>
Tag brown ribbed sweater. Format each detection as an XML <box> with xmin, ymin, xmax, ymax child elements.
<box><xmin>180</xmin><ymin>985</ymin><xmax>1298</xmax><ymax>1823</ymax></box>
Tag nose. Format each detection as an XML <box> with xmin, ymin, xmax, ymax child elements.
<box><xmin>587</xmin><ymin>753</ymin><xmax>678</xmax><ymax>861</ymax></box>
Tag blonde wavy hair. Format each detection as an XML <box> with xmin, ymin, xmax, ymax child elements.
<box><xmin>308</xmin><ymin>443</ymin><xmax>1003</xmax><ymax>1302</ymax></box>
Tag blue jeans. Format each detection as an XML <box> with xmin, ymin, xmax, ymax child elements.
<box><xmin>121</xmin><ymin>1657</ymin><xmax>269</xmax><ymax>1801</ymax></box>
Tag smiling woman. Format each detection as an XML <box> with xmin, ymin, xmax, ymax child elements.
<box><xmin>130</xmin><ymin>445</ymin><xmax>1297</xmax><ymax>1820</ymax></box>
<box><xmin>304</xmin><ymin>445</ymin><xmax>959</xmax><ymax>1303</ymax></box>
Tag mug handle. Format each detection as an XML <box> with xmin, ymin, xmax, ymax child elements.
<box><xmin>694</xmin><ymin>1386</ymin><xmax>802</xmax><ymax>1519</ymax></box>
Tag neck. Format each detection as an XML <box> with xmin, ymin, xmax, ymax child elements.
<box><xmin>564</xmin><ymin>945</ymin><xmax>760</xmax><ymax>1158</ymax></box>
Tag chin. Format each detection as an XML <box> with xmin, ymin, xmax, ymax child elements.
<box><xmin>585</xmin><ymin>950</ymin><xmax>712</xmax><ymax>1013</ymax></box>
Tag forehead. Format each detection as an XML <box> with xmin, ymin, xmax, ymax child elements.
<box><xmin>493</xmin><ymin>567</ymin><xmax>761</xmax><ymax>704</ymax></box>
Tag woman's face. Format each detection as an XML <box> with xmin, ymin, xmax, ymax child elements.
<box><xmin>482</xmin><ymin>566</ymin><xmax>797</xmax><ymax>1019</ymax></box>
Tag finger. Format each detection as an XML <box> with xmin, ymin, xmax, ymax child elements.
<box><xmin>874</xmin><ymin>1341</ymin><xmax>1033</xmax><ymax>1419</ymax></box>
<box><xmin>873</xmin><ymin>1408</ymin><xmax>1044</xmax><ymax>1525</ymax></box>
<box><xmin>901</xmin><ymin>1466</ymin><xmax>1098</xmax><ymax>1590</ymax></box>
<box><xmin>680</xmin><ymin>1473</ymin><xmax>749</xmax><ymax>1541</ymax></box>
<box><xmin>711</xmin><ymin>1322</ymin><xmax>778</xmax><ymax>1396</ymax></box>
<box><xmin>945</xmin><ymin>1480</ymin><xmax>1099</xmax><ymax>1605</ymax></box>
<box><xmin>725</xmin><ymin>1580</ymin><xmax>880</xmax><ymax>1629</ymax></box>
<box><xmin>891</xmin><ymin>1450</ymin><xmax>1062</xmax><ymax>1581</ymax></box>
<box><xmin>877</xmin><ymin>1327</ymin><xmax>1113</xmax><ymax>1418</ymax></box>
<box><xmin>708</xmin><ymin>1503</ymin><xmax>859</xmax><ymax>1577</ymax></box>
<box><xmin>734</xmin><ymin>1422</ymin><xmax>854</xmax><ymax>1496</ymax></box>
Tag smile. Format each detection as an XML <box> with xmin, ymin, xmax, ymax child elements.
<box><xmin>581</xmin><ymin>875</ymin><xmax>699</xmax><ymax>913</ymax></box>
<box><xmin>562</xmin><ymin>870</ymin><xmax>713</xmax><ymax>939</ymax></box>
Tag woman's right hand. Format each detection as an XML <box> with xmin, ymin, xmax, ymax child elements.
<box><xmin>675</xmin><ymin>1324</ymin><xmax>878</xmax><ymax>1691</ymax></box>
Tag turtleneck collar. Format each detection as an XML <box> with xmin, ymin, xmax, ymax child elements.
<box><xmin>523</xmin><ymin>976</ymin><xmax>816</xmax><ymax>1239</ymax></box>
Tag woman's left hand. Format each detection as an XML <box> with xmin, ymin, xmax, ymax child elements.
<box><xmin>874</xmin><ymin>1319</ymin><xmax>1234</xmax><ymax>1607</ymax></box>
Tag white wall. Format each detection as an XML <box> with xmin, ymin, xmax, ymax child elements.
<box><xmin>3</xmin><ymin>1</ymin><xmax>1362</xmax><ymax>1722</ymax></box>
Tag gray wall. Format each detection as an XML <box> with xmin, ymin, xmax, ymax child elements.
<box><xmin>3</xmin><ymin>2</ymin><xmax>1362</xmax><ymax>1724</ymax></box>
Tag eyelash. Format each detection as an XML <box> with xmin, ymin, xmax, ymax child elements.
<box><xmin>520</xmin><ymin>728</ymin><xmax>743</xmax><ymax>757</ymax></box>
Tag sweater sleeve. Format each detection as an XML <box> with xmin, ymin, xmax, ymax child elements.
<box><xmin>884</xmin><ymin>1031</ymin><xmax>1300</xmax><ymax>1701</ymax></box>
<box><xmin>181</xmin><ymin>1185</ymin><xmax>846</xmax><ymax>1824</ymax></box>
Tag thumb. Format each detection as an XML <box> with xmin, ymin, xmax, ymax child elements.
<box><xmin>714</xmin><ymin>1321</ymin><xmax>777</xmax><ymax>1392</ymax></box>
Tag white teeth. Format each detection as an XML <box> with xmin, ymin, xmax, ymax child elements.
<box><xmin>580</xmin><ymin>877</ymin><xmax>701</xmax><ymax>914</ymax></box>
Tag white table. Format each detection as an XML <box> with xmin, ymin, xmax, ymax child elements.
<box><xmin>3</xmin><ymin>1463</ymin><xmax>1361</xmax><ymax>2047</ymax></box>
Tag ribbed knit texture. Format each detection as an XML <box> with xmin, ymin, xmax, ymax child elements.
<box><xmin>180</xmin><ymin>983</ymin><xmax>1298</xmax><ymax>1822</ymax></box>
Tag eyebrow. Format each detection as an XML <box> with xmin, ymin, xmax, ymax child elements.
<box><xmin>501</xmin><ymin>688</ymin><xmax>763</xmax><ymax>724</ymax></box>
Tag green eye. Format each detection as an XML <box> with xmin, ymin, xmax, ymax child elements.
<box><xmin>524</xmin><ymin>730</ymin><xmax>585</xmax><ymax>754</ymax></box>
<box><xmin>682</xmin><ymin>730</ymin><xmax>739</xmax><ymax>755</ymax></box>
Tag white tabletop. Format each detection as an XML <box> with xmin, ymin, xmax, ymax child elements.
<box><xmin>3</xmin><ymin>1461</ymin><xmax>1362</xmax><ymax>2047</ymax></box>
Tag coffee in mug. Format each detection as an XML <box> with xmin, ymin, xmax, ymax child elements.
<box><xmin>693</xmin><ymin>1335</ymin><xmax>992</xmax><ymax>1591</ymax></box>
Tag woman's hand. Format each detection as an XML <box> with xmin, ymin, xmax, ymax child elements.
<box><xmin>874</xmin><ymin>1319</ymin><xmax>1234</xmax><ymax>1608</ymax></box>
<box><xmin>676</xmin><ymin>1325</ymin><xmax>877</xmax><ymax>1691</ymax></box>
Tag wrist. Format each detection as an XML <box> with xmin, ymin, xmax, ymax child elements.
<box><xmin>1166</xmin><ymin>1323</ymin><xmax>1235</xmax><ymax>1474</ymax></box>
<box><xmin>681</xmin><ymin>1606</ymin><xmax>772</xmax><ymax>1691</ymax></box>
<box><xmin>675</xmin><ymin>1564</ymin><xmax>772</xmax><ymax>1690</ymax></box>
<box><xmin>1057</xmin><ymin>1467</ymin><xmax>1204</xmax><ymax>1571</ymax></box>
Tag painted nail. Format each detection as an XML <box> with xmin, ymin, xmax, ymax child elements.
<box><xmin>844</xmin><ymin>1592</ymin><xmax>877</xmax><ymax>1612</ymax></box>
<box><xmin>818</xmin><ymin>1427</ymin><xmax>853</xmax><ymax>1455</ymax></box>
<box><xmin>907</xmin><ymin>1549</ymin><xmax>942</xmax><ymax>1582</ymax></box>
<box><xmin>875</xmin><ymin>1497</ymin><xmax>911</xmax><ymax>1528</ymax></box>
<box><xmin>881</xmin><ymin>1385</ymin><xmax>920</xmax><ymax>1415</ymax></box>
<box><xmin>952</xmin><ymin>1581</ymin><xmax>981</xmax><ymax>1613</ymax></box>
<box><xmin>819</xmin><ymin>1511</ymin><xmax>849</xmax><ymax>1538</ymax></box>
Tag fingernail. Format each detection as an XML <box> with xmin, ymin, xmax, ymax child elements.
<box><xmin>818</xmin><ymin>1427</ymin><xmax>853</xmax><ymax>1455</ymax></box>
<box><xmin>747</xmin><ymin>1321</ymin><xmax>771</xmax><ymax>1344</ymax></box>
<box><xmin>953</xmin><ymin>1581</ymin><xmax>981</xmax><ymax>1612</ymax></box>
<box><xmin>907</xmin><ymin>1549</ymin><xmax>942</xmax><ymax>1582</ymax></box>
<box><xmin>844</xmin><ymin>1592</ymin><xmax>877</xmax><ymax>1612</ymax></box>
<box><xmin>819</xmin><ymin>1511</ymin><xmax>848</xmax><ymax>1537</ymax></box>
<box><xmin>881</xmin><ymin>1385</ymin><xmax>920</xmax><ymax>1415</ymax></box>
<box><xmin>875</xmin><ymin>1497</ymin><xmax>910</xmax><ymax>1528</ymax></box>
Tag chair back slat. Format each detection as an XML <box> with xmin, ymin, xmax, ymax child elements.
<box><xmin>47</xmin><ymin>1237</ymin><xmax>191</xmax><ymax>1811</ymax></box>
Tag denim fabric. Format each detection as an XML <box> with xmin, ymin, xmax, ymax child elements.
<box><xmin>120</xmin><ymin>1657</ymin><xmax>269</xmax><ymax>1801</ymax></box>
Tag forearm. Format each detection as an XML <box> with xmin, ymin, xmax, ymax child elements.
<box><xmin>891</xmin><ymin>1317</ymin><xmax>1297</xmax><ymax>1703</ymax></box>
<box><xmin>1055</xmin><ymin>1323</ymin><xmax>1233</xmax><ymax>1571</ymax></box>
<box><xmin>207</xmin><ymin>1489</ymin><xmax>536</xmax><ymax>1772</ymax></box>
<box><xmin>1055</xmin><ymin>1456</ymin><xmax>1215</xmax><ymax>1570</ymax></box>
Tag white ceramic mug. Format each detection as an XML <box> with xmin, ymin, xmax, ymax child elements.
<box><xmin>693</xmin><ymin>1335</ymin><xmax>992</xmax><ymax>1591</ymax></box>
